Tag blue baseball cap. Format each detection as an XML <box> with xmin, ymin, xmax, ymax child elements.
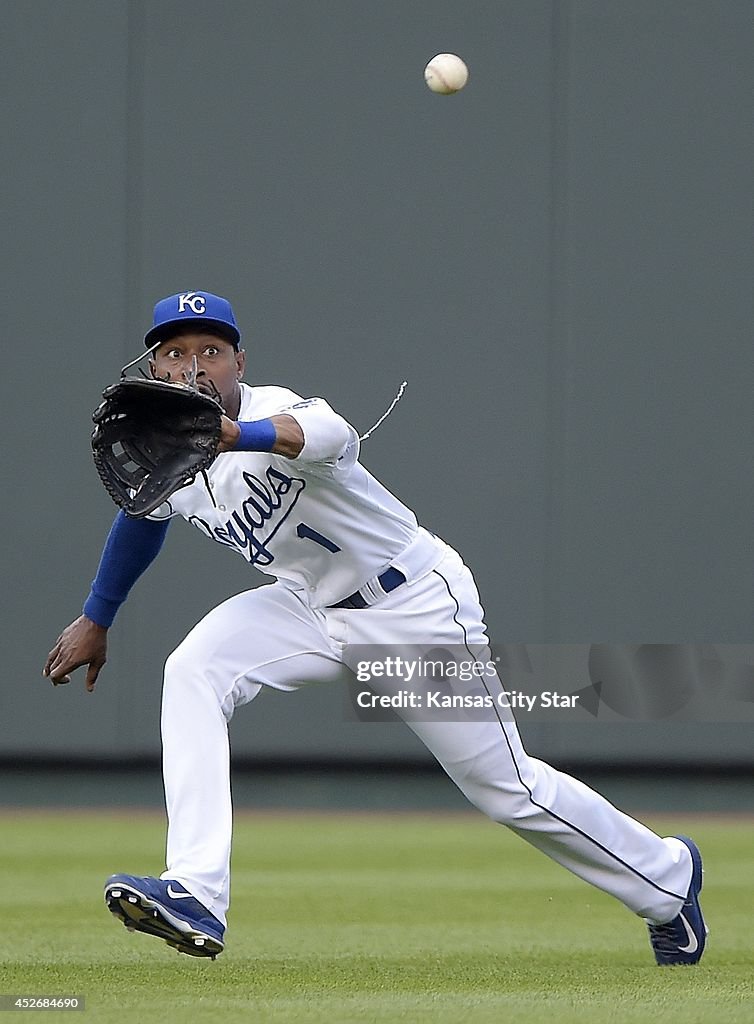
<box><xmin>144</xmin><ymin>290</ymin><xmax>241</xmax><ymax>349</ymax></box>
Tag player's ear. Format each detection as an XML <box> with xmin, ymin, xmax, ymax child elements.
<box><xmin>235</xmin><ymin>349</ymin><xmax>246</xmax><ymax>379</ymax></box>
<box><xmin>148</xmin><ymin>358</ymin><xmax>157</xmax><ymax>378</ymax></box>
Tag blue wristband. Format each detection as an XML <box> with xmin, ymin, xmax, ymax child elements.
<box><xmin>233</xmin><ymin>418</ymin><xmax>277</xmax><ymax>452</ymax></box>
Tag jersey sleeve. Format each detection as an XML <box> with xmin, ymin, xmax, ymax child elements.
<box><xmin>281</xmin><ymin>397</ymin><xmax>360</xmax><ymax>477</ymax></box>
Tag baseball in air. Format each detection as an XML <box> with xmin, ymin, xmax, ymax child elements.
<box><xmin>424</xmin><ymin>53</ymin><xmax>469</xmax><ymax>94</ymax></box>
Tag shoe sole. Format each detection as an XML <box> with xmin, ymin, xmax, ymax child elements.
<box><xmin>104</xmin><ymin>882</ymin><xmax>224</xmax><ymax>959</ymax></box>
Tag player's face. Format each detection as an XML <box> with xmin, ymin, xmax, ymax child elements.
<box><xmin>150</xmin><ymin>332</ymin><xmax>246</xmax><ymax>417</ymax></box>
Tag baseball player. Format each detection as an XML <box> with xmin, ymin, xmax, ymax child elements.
<box><xmin>43</xmin><ymin>291</ymin><xmax>706</xmax><ymax>965</ymax></box>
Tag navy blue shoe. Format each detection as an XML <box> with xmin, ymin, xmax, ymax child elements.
<box><xmin>648</xmin><ymin>836</ymin><xmax>707</xmax><ymax>966</ymax></box>
<box><xmin>104</xmin><ymin>874</ymin><xmax>225</xmax><ymax>959</ymax></box>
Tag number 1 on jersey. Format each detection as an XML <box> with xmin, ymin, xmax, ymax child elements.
<box><xmin>296</xmin><ymin>522</ymin><xmax>341</xmax><ymax>553</ymax></box>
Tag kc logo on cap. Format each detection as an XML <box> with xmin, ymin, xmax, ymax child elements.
<box><xmin>177</xmin><ymin>292</ymin><xmax>207</xmax><ymax>315</ymax></box>
<box><xmin>144</xmin><ymin>290</ymin><xmax>241</xmax><ymax>349</ymax></box>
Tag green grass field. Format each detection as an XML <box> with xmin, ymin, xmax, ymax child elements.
<box><xmin>1</xmin><ymin>810</ymin><xmax>752</xmax><ymax>1023</ymax></box>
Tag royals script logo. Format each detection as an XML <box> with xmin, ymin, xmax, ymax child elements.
<box><xmin>189</xmin><ymin>466</ymin><xmax>305</xmax><ymax>566</ymax></box>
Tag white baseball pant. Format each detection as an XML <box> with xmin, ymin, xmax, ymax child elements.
<box><xmin>159</xmin><ymin>544</ymin><xmax>692</xmax><ymax>927</ymax></box>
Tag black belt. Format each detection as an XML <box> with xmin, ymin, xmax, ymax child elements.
<box><xmin>330</xmin><ymin>567</ymin><xmax>407</xmax><ymax>609</ymax></box>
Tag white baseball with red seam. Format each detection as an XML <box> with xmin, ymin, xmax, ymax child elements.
<box><xmin>424</xmin><ymin>53</ymin><xmax>468</xmax><ymax>94</ymax></box>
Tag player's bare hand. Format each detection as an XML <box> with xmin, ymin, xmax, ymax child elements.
<box><xmin>217</xmin><ymin>415</ymin><xmax>241</xmax><ymax>453</ymax></box>
<box><xmin>43</xmin><ymin>615</ymin><xmax>108</xmax><ymax>692</ymax></box>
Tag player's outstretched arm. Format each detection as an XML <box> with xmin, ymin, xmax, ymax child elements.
<box><xmin>217</xmin><ymin>413</ymin><xmax>304</xmax><ymax>458</ymax></box>
<box><xmin>43</xmin><ymin>615</ymin><xmax>108</xmax><ymax>692</ymax></box>
<box><xmin>42</xmin><ymin>511</ymin><xmax>170</xmax><ymax>692</ymax></box>
<box><xmin>220</xmin><ymin>403</ymin><xmax>351</xmax><ymax>465</ymax></box>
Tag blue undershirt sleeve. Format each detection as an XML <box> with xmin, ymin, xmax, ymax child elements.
<box><xmin>83</xmin><ymin>510</ymin><xmax>170</xmax><ymax>627</ymax></box>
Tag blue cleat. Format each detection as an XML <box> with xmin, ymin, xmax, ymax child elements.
<box><xmin>647</xmin><ymin>835</ymin><xmax>707</xmax><ymax>966</ymax></box>
<box><xmin>104</xmin><ymin>874</ymin><xmax>225</xmax><ymax>959</ymax></box>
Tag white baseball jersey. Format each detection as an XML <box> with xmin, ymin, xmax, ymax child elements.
<box><xmin>150</xmin><ymin>383</ymin><xmax>444</xmax><ymax>607</ymax></box>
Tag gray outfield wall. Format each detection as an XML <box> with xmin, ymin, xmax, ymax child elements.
<box><xmin>2</xmin><ymin>1</ymin><xmax>752</xmax><ymax>764</ymax></box>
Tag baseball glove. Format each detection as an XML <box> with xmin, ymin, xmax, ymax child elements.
<box><xmin>91</xmin><ymin>377</ymin><xmax>223</xmax><ymax>518</ymax></box>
